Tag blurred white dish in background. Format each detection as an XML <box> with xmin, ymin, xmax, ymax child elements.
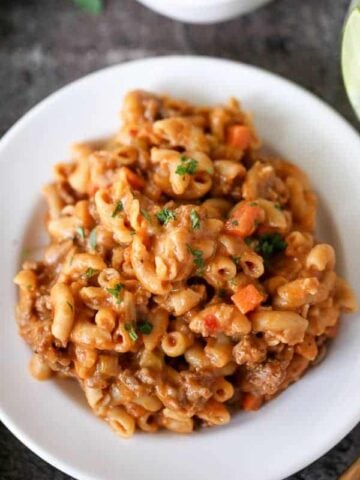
<box><xmin>342</xmin><ymin>0</ymin><xmax>360</xmax><ymax>119</ymax></box>
<box><xmin>0</xmin><ymin>56</ymin><xmax>360</xmax><ymax>480</ymax></box>
<box><xmin>135</xmin><ymin>0</ymin><xmax>274</xmax><ymax>24</ymax></box>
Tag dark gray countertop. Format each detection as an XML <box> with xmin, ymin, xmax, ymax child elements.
<box><xmin>1</xmin><ymin>0</ymin><xmax>359</xmax><ymax>478</ymax></box>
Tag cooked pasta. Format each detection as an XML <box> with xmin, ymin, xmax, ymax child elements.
<box><xmin>14</xmin><ymin>90</ymin><xmax>357</xmax><ymax>437</ymax></box>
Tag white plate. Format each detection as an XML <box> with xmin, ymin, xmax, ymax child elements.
<box><xmin>0</xmin><ymin>56</ymin><xmax>360</xmax><ymax>480</ymax></box>
<box><xmin>135</xmin><ymin>0</ymin><xmax>273</xmax><ymax>24</ymax></box>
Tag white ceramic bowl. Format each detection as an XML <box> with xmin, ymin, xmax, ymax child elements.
<box><xmin>136</xmin><ymin>0</ymin><xmax>274</xmax><ymax>24</ymax></box>
<box><xmin>0</xmin><ymin>56</ymin><xmax>360</xmax><ymax>480</ymax></box>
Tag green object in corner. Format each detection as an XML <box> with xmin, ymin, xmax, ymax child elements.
<box><xmin>342</xmin><ymin>1</ymin><xmax>360</xmax><ymax>119</ymax></box>
<box><xmin>73</xmin><ymin>0</ymin><xmax>102</xmax><ymax>14</ymax></box>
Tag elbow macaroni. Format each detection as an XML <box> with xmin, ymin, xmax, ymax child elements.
<box><xmin>14</xmin><ymin>90</ymin><xmax>357</xmax><ymax>437</ymax></box>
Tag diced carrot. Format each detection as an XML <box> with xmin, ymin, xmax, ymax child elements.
<box><xmin>226</xmin><ymin>125</ymin><xmax>252</xmax><ymax>150</ymax></box>
<box><xmin>241</xmin><ymin>393</ymin><xmax>263</xmax><ymax>411</ymax></box>
<box><xmin>224</xmin><ymin>203</ymin><xmax>263</xmax><ymax>238</ymax></box>
<box><xmin>123</xmin><ymin>167</ymin><xmax>145</xmax><ymax>190</ymax></box>
<box><xmin>231</xmin><ymin>284</ymin><xmax>264</xmax><ymax>314</ymax></box>
<box><xmin>204</xmin><ymin>314</ymin><xmax>219</xmax><ymax>332</ymax></box>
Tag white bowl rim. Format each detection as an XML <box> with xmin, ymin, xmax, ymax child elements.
<box><xmin>141</xmin><ymin>0</ymin><xmax>273</xmax><ymax>8</ymax></box>
<box><xmin>138</xmin><ymin>0</ymin><xmax>271</xmax><ymax>9</ymax></box>
<box><xmin>0</xmin><ymin>55</ymin><xmax>360</xmax><ymax>480</ymax></box>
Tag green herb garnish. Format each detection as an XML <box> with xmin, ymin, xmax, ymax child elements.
<box><xmin>124</xmin><ymin>320</ymin><xmax>153</xmax><ymax>341</ymax></box>
<box><xmin>76</xmin><ymin>226</ymin><xmax>85</xmax><ymax>240</ymax></box>
<box><xmin>125</xmin><ymin>322</ymin><xmax>138</xmax><ymax>342</ymax></box>
<box><xmin>112</xmin><ymin>200</ymin><xmax>123</xmax><ymax>218</ymax></box>
<box><xmin>249</xmin><ymin>202</ymin><xmax>258</xmax><ymax>207</ymax></box>
<box><xmin>84</xmin><ymin>267</ymin><xmax>98</xmax><ymax>279</ymax></box>
<box><xmin>73</xmin><ymin>0</ymin><xmax>102</xmax><ymax>14</ymax></box>
<box><xmin>175</xmin><ymin>155</ymin><xmax>198</xmax><ymax>176</ymax></box>
<box><xmin>156</xmin><ymin>208</ymin><xmax>176</xmax><ymax>225</ymax></box>
<box><xmin>231</xmin><ymin>219</ymin><xmax>239</xmax><ymax>226</ymax></box>
<box><xmin>187</xmin><ymin>244</ymin><xmax>205</xmax><ymax>274</ymax></box>
<box><xmin>89</xmin><ymin>228</ymin><xmax>97</xmax><ymax>250</ymax></box>
<box><xmin>190</xmin><ymin>209</ymin><xmax>200</xmax><ymax>230</ymax></box>
<box><xmin>255</xmin><ymin>233</ymin><xmax>287</xmax><ymax>260</ymax></box>
<box><xmin>274</xmin><ymin>203</ymin><xmax>283</xmax><ymax>211</ymax></box>
<box><xmin>138</xmin><ymin>321</ymin><xmax>153</xmax><ymax>335</ymax></box>
<box><xmin>106</xmin><ymin>283</ymin><xmax>124</xmax><ymax>303</ymax></box>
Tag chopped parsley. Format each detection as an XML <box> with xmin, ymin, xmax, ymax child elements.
<box><xmin>175</xmin><ymin>155</ymin><xmax>198</xmax><ymax>176</ymax></box>
<box><xmin>244</xmin><ymin>237</ymin><xmax>253</xmax><ymax>246</ymax></box>
<box><xmin>141</xmin><ymin>208</ymin><xmax>152</xmax><ymax>223</ymax></box>
<box><xmin>206</xmin><ymin>167</ymin><xmax>214</xmax><ymax>175</ymax></box>
<box><xmin>187</xmin><ymin>244</ymin><xmax>205</xmax><ymax>275</ymax></box>
<box><xmin>231</xmin><ymin>219</ymin><xmax>239</xmax><ymax>226</ymax></box>
<box><xmin>84</xmin><ymin>267</ymin><xmax>98</xmax><ymax>279</ymax></box>
<box><xmin>106</xmin><ymin>283</ymin><xmax>124</xmax><ymax>303</ymax></box>
<box><xmin>274</xmin><ymin>203</ymin><xmax>283</xmax><ymax>210</ymax></box>
<box><xmin>156</xmin><ymin>208</ymin><xmax>176</xmax><ymax>225</ymax></box>
<box><xmin>124</xmin><ymin>320</ymin><xmax>153</xmax><ymax>341</ymax></box>
<box><xmin>76</xmin><ymin>226</ymin><xmax>85</xmax><ymax>240</ymax></box>
<box><xmin>89</xmin><ymin>228</ymin><xmax>97</xmax><ymax>250</ymax></box>
<box><xmin>190</xmin><ymin>209</ymin><xmax>200</xmax><ymax>230</ymax></box>
<box><xmin>249</xmin><ymin>202</ymin><xmax>258</xmax><ymax>206</ymax></box>
<box><xmin>255</xmin><ymin>233</ymin><xmax>287</xmax><ymax>260</ymax></box>
<box><xmin>125</xmin><ymin>322</ymin><xmax>138</xmax><ymax>342</ymax></box>
<box><xmin>231</xmin><ymin>255</ymin><xmax>241</xmax><ymax>266</ymax></box>
<box><xmin>112</xmin><ymin>200</ymin><xmax>123</xmax><ymax>217</ymax></box>
<box><xmin>137</xmin><ymin>321</ymin><xmax>153</xmax><ymax>335</ymax></box>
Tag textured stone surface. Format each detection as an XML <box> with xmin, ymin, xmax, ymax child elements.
<box><xmin>0</xmin><ymin>0</ymin><xmax>359</xmax><ymax>478</ymax></box>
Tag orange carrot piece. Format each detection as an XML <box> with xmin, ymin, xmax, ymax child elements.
<box><xmin>224</xmin><ymin>203</ymin><xmax>263</xmax><ymax>238</ymax></box>
<box><xmin>231</xmin><ymin>284</ymin><xmax>264</xmax><ymax>314</ymax></box>
<box><xmin>242</xmin><ymin>393</ymin><xmax>263</xmax><ymax>411</ymax></box>
<box><xmin>226</xmin><ymin>125</ymin><xmax>252</xmax><ymax>150</ymax></box>
<box><xmin>123</xmin><ymin>167</ymin><xmax>145</xmax><ymax>189</ymax></box>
